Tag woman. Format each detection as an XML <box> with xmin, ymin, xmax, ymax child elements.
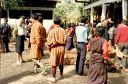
<box><xmin>15</xmin><ymin>16</ymin><xmax>26</xmax><ymax>65</ymax></box>
<box><xmin>87</xmin><ymin>26</ymin><xmax>109</xmax><ymax>84</ymax></box>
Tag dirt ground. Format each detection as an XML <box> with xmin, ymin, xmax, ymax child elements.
<box><xmin>0</xmin><ymin>42</ymin><xmax>128</xmax><ymax>84</ymax></box>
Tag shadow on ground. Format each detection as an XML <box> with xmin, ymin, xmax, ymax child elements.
<box><xmin>0</xmin><ymin>71</ymin><xmax>34</xmax><ymax>84</ymax></box>
<box><xmin>108</xmin><ymin>76</ymin><xmax>127</xmax><ymax>84</ymax></box>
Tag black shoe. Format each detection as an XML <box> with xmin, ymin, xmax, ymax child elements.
<box><xmin>78</xmin><ymin>72</ymin><xmax>87</xmax><ymax>76</ymax></box>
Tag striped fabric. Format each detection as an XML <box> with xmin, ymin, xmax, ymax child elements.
<box><xmin>47</xmin><ymin>25</ymin><xmax>67</xmax><ymax>66</ymax></box>
<box><xmin>30</xmin><ymin>21</ymin><xmax>46</xmax><ymax>60</ymax></box>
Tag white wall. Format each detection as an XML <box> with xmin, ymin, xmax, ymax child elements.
<box><xmin>1</xmin><ymin>18</ymin><xmax>53</xmax><ymax>33</ymax></box>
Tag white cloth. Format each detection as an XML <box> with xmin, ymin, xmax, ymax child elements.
<box><xmin>108</xmin><ymin>27</ymin><xmax>115</xmax><ymax>39</ymax></box>
<box><xmin>18</xmin><ymin>25</ymin><xmax>27</xmax><ymax>36</ymax></box>
<box><xmin>17</xmin><ymin>19</ymin><xmax>27</xmax><ymax>36</ymax></box>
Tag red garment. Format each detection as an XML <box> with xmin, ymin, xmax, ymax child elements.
<box><xmin>115</xmin><ymin>24</ymin><xmax>128</xmax><ymax>44</ymax></box>
<box><xmin>66</xmin><ymin>27</ymin><xmax>75</xmax><ymax>37</ymax></box>
<box><xmin>87</xmin><ymin>36</ymin><xmax>109</xmax><ymax>60</ymax></box>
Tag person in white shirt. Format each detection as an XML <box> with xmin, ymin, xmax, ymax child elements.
<box><xmin>75</xmin><ymin>17</ymin><xmax>88</xmax><ymax>75</ymax></box>
<box><xmin>15</xmin><ymin>16</ymin><xmax>27</xmax><ymax>65</ymax></box>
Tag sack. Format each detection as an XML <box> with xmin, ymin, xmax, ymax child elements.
<box><xmin>115</xmin><ymin>45</ymin><xmax>123</xmax><ymax>58</ymax></box>
<box><xmin>12</xmin><ymin>25</ymin><xmax>18</xmax><ymax>39</ymax></box>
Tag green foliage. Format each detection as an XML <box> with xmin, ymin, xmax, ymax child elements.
<box><xmin>3</xmin><ymin>0</ymin><xmax>24</xmax><ymax>9</ymax></box>
<box><xmin>54</xmin><ymin>0</ymin><xmax>84</xmax><ymax>28</ymax></box>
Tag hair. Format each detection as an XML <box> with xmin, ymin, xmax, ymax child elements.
<box><xmin>68</xmin><ymin>23</ymin><xmax>75</xmax><ymax>28</ymax></box>
<box><xmin>80</xmin><ymin>16</ymin><xmax>87</xmax><ymax>23</ymax></box>
<box><xmin>95</xmin><ymin>26</ymin><xmax>105</xmax><ymax>37</ymax></box>
<box><xmin>4</xmin><ymin>17</ymin><xmax>7</xmax><ymax>19</ymax></box>
<box><xmin>54</xmin><ymin>17</ymin><xmax>61</xmax><ymax>25</ymax></box>
<box><xmin>31</xmin><ymin>14</ymin><xmax>38</xmax><ymax>20</ymax></box>
<box><xmin>93</xmin><ymin>23</ymin><xmax>97</xmax><ymax>28</ymax></box>
<box><xmin>20</xmin><ymin>15</ymin><xmax>26</xmax><ymax>20</ymax></box>
<box><xmin>38</xmin><ymin>16</ymin><xmax>43</xmax><ymax>23</ymax></box>
<box><xmin>4</xmin><ymin>17</ymin><xmax>8</xmax><ymax>22</ymax></box>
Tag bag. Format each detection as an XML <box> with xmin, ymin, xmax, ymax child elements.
<box><xmin>115</xmin><ymin>45</ymin><xmax>123</xmax><ymax>58</ymax></box>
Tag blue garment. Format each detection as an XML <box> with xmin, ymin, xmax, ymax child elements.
<box><xmin>75</xmin><ymin>26</ymin><xmax>88</xmax><ymax>43</ymax></box>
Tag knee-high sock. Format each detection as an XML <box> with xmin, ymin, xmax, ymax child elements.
<box><xmin>59</xmin><ymin>65</ymin><xmax>64</xmax><ymax>76</ymax></box>
<box><xmin>52</xmin><ymin>66</ymin><xmax>56</xmax><ymax>77</ymax></box>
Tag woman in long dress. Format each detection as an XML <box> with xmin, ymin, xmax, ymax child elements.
<box><xmin>87</xmin><ymin>26</ymin><xmax>109</xmax><ymax>84</ymax></box>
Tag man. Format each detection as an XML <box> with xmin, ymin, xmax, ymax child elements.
<box><xmin>47</xmin><ymin>17</ymin><xmax>66</xmax><ymax>82</ymax></box>
<box><xmin>30</xmin><ymin>14</ymin><xmax>46</xmax><ymax>73</ymax></box>
<box><xmin>1</xmin><ymin>17</ymin><xmax>11</xmax><ymax>53</ymax></box>
<box><xmin>115</xmin><ymin>20</ymin><xmax>128</xmax><ymax>71</ymax></box>
<box><xmin>75</xmin><ymin>17</ymin><xmax>88</xmax><ymax>75</ymax></box>
<box><xmin>108</xmin><ymin>23</ymin><xmax>116</xmax><ymax>46</ymax></box>
<box><xmin>38</xmin><ymin>16</ymin><xmax>47</xmax><ymax>56</ymax></box>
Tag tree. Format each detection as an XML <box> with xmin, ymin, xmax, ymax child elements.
<box><xmin>0</xmin><ymin>0</ymin><xmax>24</xmax><ymax>28</ymax></box>
<box><xmin>1</xmin><ymin>0</ymin><xmax>24</xmax><ymax>9</ymax></box>
<box><xmin>54</xmin><ymin>0</ymin><xmax>84</xmax><ymax>28</ymax></box>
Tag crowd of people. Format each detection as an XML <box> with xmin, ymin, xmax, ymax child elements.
<box><xmin>0</xmin><ymin>14</ymin><xmax>128</xmax><ymax>84</ymax></box>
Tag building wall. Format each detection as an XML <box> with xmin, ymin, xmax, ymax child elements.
<box><xmin>1</xmin><ymin>18</ymin><xmax>53</xmax><ymax>33</ymax></box>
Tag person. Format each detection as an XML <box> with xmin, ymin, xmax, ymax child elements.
<box><xmin>48</xmin><ymin>24</ymin><xmax>55</xmax><ymax>33</ymax></box>
<box><xmin>88</xmin><ymin>23</ymin><xmax>97</xmax><ymax>39</ymax></box>
<box><xmin>0</xmin><ymin>31</ymin><xmax>2</xmax><ymax>52</ymax></box>
<box><xmin>66</xmin><ymin>23</ymin><xmax>75</xmax><ymax>52</ymax></box>
<box><xmin>26</xmin><ymin>22</ymin><xmax>31</xmax><ymax>48</ymax></box>
<box><xmin>115</xmin><ymin>20</ymin><xmax>128</xmax><ymax>71</ymax></box>
<box><xmin>13</xmin><ymin>16</ymin><xmax>27</xmax><ymax>65</ymax></box>
<box><xmin>1</xmin><ymin>17</ymin><xmax>11</xmax><ymax>53</ymax></box>
<box><xmin>38</xmin><ymin>16</ymin><xmax>47</xmax><ymax>56</ymax></box>
<box><xmin>108</xmin><ymin>23</ymin><xmax>116</xmax><ymax>46</ymax></box>
<box><xmin>87</xmin><ymin>26</ymin><xmax>109</xmax><ymax>84</ymax></box>
<box><xmin>101</xmin><ymin>19</ymin><xmax>110</xmax><ymax>42</ymax></box>
<box><xmin>113</xmin><ymin>24</ymin><xmax>118</xmax><ymax>48</ymax></box>
<box><xmin>92</xmin><ymin>23</ymin><xmax>97</xmax><ymax>38</ymax></box>
<box><xmin>47</xmin><ymin>17</ymin><xmax>67</xmax><ymax>82</ymax></box>
<box><xmin>30</xmin><ymin>14</ymin><xmax>46</xmax><ymax>73</ymax></box>
<box><xmin>75</xmin><ymin>17</ymin><xmax>88</xmax><ymax>75</ymax></box>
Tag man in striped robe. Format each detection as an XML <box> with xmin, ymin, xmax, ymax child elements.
<box><xmin>47</xmin><ymin>18</ymin><xmax>67</xmax><ymax>82</ymax></box>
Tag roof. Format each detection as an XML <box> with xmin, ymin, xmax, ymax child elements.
<box><xmin>24</xmin><ymin>0</ymin><xmax>61</xmax><ymax>8</ymax></box>
<box><xmin>84</xmin><ymin>0</ymin><xmax>122</xmax><ymax>9</ymax></box>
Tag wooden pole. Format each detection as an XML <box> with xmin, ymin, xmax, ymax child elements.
<box><xmin>90</xmin><ymin>7</ymin><xmax>94</xmax><ymax>24</ymax></box>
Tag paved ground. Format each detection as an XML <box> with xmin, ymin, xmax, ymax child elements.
<box><xmin>0</xmin><ymin>42</ymin><xmax>128</xmax><ymax>84</ymax></box>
